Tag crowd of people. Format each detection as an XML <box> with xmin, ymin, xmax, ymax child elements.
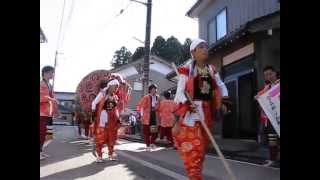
<box><xmin>40</xmin><ymin>38</ymin><xmax>280</xmax><ymax>180</ymax></box>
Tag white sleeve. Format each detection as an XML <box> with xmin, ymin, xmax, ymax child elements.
<box><xmin>92</xmin><ymin>92</ymin><xmax>103</xmax><ymax>111</ymax></box>
<box><xmin>174</xmin><ymin>74</ymin><xmax>188</xmax><ymax>104</ymax></box>
<box><xmin>215</xmin><ymin>73</ymin><xmax>229</xmax><ymax>97</ymax></box>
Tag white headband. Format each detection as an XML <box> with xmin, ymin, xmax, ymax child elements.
<box><xmin>190</xmin><ymin>38</ymin><xmax>206</xmax><ymax>52</ymax></box>
<box><xmin>111</xmin><ymin>73</ymin><xmax>124</xmax><ymax>83</ymax></box>
<box><xmin>102</xmin><ymin>79</ymin><xmax>119</xmax><ymax>92</ymax></box>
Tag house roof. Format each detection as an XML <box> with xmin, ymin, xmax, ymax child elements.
<box><xmin>110</xmin><ymin>55</ymin><xmax>172</xmax><ymax>73</ymax></box>
<box><xmin>186</xmin><ymin>0</ymin><xmax>212</xmax><ymax>18</ymax></box>
<box><xmin>40</xmin><ymin>27</ymin><xmax>47</xmax><ymax>43</ymax></box>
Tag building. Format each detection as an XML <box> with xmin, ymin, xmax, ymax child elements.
<box><xmin>40</xmin><ymin>27</ymin><xmax>47</xmax><ymax>43</ymax></box>
<box><xmin>179</xmin><ymin>0</ymin><xmax>280</xmax><ymax>140</ymax></box>
<box><xmin>110</xmin><ymin>55</ymin><xmax>176</xmax><ymax>112</ymax></box>
<box><xmin>54</xmin><ymin>92</ymin><xmax>76</xmax><ymax>125</ymax></box>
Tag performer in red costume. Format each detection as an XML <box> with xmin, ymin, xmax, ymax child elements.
<box><xmin>91</xmin><ymin>79</ymin><xmax>121</xmax><ymax>162</ymax></box>
<box><xmin>172</xmin><ymin>38</ymin><xmax>229</xmax><ymax>180</ymax></box>
<box><xmin>137</xmin><ymin>84</ymin><xmax>160</xmax><ymax>152</ymax></box>
<box><xmin>158</xmin><ymin>91</ymin><xmax>177</xmax><ymax>146</ymax></box>
<box><xmin>40</xmin><ymin>66</ymin><xmax>59</xmax><ymax>160</ymax></box>
<box><xmin>111</xmin><ymin>73</ymin><xmax>131</xmax><ymax>114</ymax></box>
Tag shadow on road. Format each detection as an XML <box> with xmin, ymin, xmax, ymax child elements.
<box><xmin>41</xmin><ymin>161</ymin><xmax>122</xmax><ymax>180</ymax></box>
<box><xmin>115</xmin><ymin>149</ymin><xmax>220</xmax><ymax>180</ymax></box>
<box><xmin>40</xmin><ymin>138</ymin><xmax>94</xmax><ymax>167</ymax></box>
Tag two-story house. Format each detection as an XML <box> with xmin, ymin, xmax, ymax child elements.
<box><xmin>186</xmin><ymin>0</ymin><xmax>280</xmax><ymax>140</ymax></box>
<box><xmin>54</xmin><ymin>92</ymin><xmax>76</xmax><ymax>125</ymax></box>
<box><xmin>110</xmin><ymin>55</ymin><xmax>176</xmax><ymax>113</ymax></box>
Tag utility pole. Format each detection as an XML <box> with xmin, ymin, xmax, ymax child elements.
<box><xmin>52</xmin><ymin>51</ymin><xmax>64</xmax><ymax>89</ymax></box>
<box><xmin>143</xmin><ymin>0</ymin><xmax>152</xmax><ymax>96</ymax></box>
<box><xmin>130</xmin><ymin>0</ymin><xmax>152</xmax><ymax>96</ymax></box>
<box><xmin>52</xmin><ymin>50</ymin><xmax>58</xmax><ymax>89</ymax></box>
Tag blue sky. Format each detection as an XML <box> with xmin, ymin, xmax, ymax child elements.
<box><xmin>40</xmin><ymin>0</ymin><xmax>198</xmax><ymax>92</ymax></box>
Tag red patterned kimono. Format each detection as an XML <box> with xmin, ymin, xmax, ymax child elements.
<box><xmin>115</xmin><ymin>82</ymin><xmax>131</xmax><ymax>114</ymax></box>
<box><xmin>173</xmin><ymin>62</ymin><xmax>223</xmax><ymax>180</ymax></box>
<box><xmin>158</xmin><ymin>99</ymin><xmax>178</xmax><ymax>143</ymax></box>
<box><xmin>94</xmin><ymin>94</ymin><xmax>120</xmax><ymax>158</ymax></box>
<box><xmin>136</xmin><ymin>94</ymin><xmax>160</xmax><ymax>147</ymax></box>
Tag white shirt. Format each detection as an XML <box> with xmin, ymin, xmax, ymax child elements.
<box><xmin>129</xmin><ymin>115</ymin><xmax>136</xmax><ymax>125</ymax></box>
<box><xmin>92</xmin><ymin>91</ymin><xmax>104</xmax><ymax>111</ymax></box>
<box><xmin>183</xmin><ymin>101</ymin><xmax>205</xmax><ymax>127</ymax></box>
<box><xmin>215</xmin><ymin>73</ymin><xmax>229</xmax><ymax>97</ymax></box>
<box><xmin>99</xmin><ymin>110</ymin><xmax>108</xmax><ymax>127</ymax></box>
<box><xmin>151</xmin><ymin>95</ymin><xmax>157</xmax><ymax>107</ymax></box>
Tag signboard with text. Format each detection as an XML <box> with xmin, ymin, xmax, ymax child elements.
<box><xmin>256</xmin><ymin>83</ymin><xmax>280</xmax><ymax>137</ymax></box>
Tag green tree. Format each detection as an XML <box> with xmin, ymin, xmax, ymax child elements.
<box><xmin>111</xmin><ymin>46</ymin><xmax>132</xmax><ymax>68</ymax></box>
<box><xmin>151</xmin><ymin>36</ymin><xmax>166</xmax><ymax>57</ymax></box>
<box><xmin>161</xmin><ymin>36</ymin><xmax>184</xmax><ymax>64</ymax></box>
<box><xmin>132</xmin><ymin>46</ymin><xmax>145</xmax><ymax>61</ymax></box>
<box><xmin>181</xmin><ymin>38</ymin><xmax>192</xmax><ymax>65</ymax></box>
<box><xmin>113</xmin><ymin>36</ymin><xmax>192</xmax><ymax>68</ymax></box>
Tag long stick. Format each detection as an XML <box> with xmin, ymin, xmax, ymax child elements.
<box><xmin>172</xmin><ymin>63</ymin><xmax>236</xmax><ymax>180</ymax></box>
<box><xmin>90</xmin><ymin>112</ymin><xmax>97</xmax><ymax>157</ymax></box>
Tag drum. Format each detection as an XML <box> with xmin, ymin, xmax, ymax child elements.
<box><xmin>76</xmin><ymin>70</ymin><xmax>111</xmax><ymax>113</ymax></box>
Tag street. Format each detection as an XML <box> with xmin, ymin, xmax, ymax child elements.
<box><xmin>40</xmin><ymin>126</ymin><xmax>280</xmax><ymax>180</ymax></box>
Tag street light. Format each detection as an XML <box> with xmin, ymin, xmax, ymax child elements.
<box><xmin>130</xmin><ymin>0</ymin><xmax>152</xmax><ymax>96</ymax></box>
<box><xmin>132</xmin><ymin>36</ymin><xmax>145</xmax><ymax>44</ymax></box>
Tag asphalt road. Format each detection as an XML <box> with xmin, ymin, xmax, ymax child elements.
<box><xmin>40</xmin><ymin>126</ymin><xmax>280</xmax><ymax>180</ymax></box>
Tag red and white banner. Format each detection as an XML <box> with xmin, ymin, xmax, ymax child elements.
<box><xmin>256</xmin><ymin>83</ymin><xmax>280</xmax><ymax>137</ymax></box>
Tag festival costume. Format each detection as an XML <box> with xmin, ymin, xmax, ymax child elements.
<box><xmin>158</xmin><ymin>99</ymin><xmax>178</xmax><ymax>143</ymax></box>
<box><xmin>115</xmin><ymin>82</ymin><xmax>131</xmax><ymax>114</ymax></box>
<box><xmin>40</xmin><ymin>79</ymin><xmax>58</xmax><ymax>152</ymax></box>
<box><xmin>173</xmin><ymin>59</ymin><xmax>228</xmax><ymax>180</ymax></box>
<box><xmin>92</xmin><ymin>80</ymin><xmax>120</xmax><ymax>159</ymax></box>
<box><xmin>137</xmin><ymin>94</ymin><xmax>160</xmax><ymax>147</ymax></box>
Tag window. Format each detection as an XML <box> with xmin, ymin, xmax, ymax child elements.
<box><xmin>133</xmin><ymin>81</ymin><xmax>142</xmax><ymax>91</ymax></box>
<box><xmin>207</xmin><ymin>8</ymin><xmax>227</xmax><ymax>44</ymax></box>
<box><xmin>208</xmin><ymin>19</ymin><xmax>216</xmax><ymax>44</ymax></box>
<box><xmin>216</xmin><ymin>8</ymin><xmax>227</xmax><ymax>40</ymax></box>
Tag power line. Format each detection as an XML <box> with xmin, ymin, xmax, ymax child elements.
<box><xmin>116</xmin><ymin>1</ymin><xmax>132</xmax><ymax>17</ymax></box>
<box><xmin>101</xmin><ymin>0</ymin><xmax>133</xmax><ymax>30</ymax></box>
<box><xmin>60</xmin><ymin>0</ymin><xmax>76</xmax><ymax>47</ymax></box>
<box><xmin>55</xmin><ymin>0</ymin><xmax>70</xmax><ymax>52</ymax></box>
<box><xmin>53</xmin><ymin>0</ymin><xmax>67</xmax><ymax>89</ymax></box>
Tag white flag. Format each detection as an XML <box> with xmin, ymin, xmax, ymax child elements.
<box><xmin>256</xmin><ymin>83</ymin><xmax>280</xmax><ymax>137</ymax></box>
